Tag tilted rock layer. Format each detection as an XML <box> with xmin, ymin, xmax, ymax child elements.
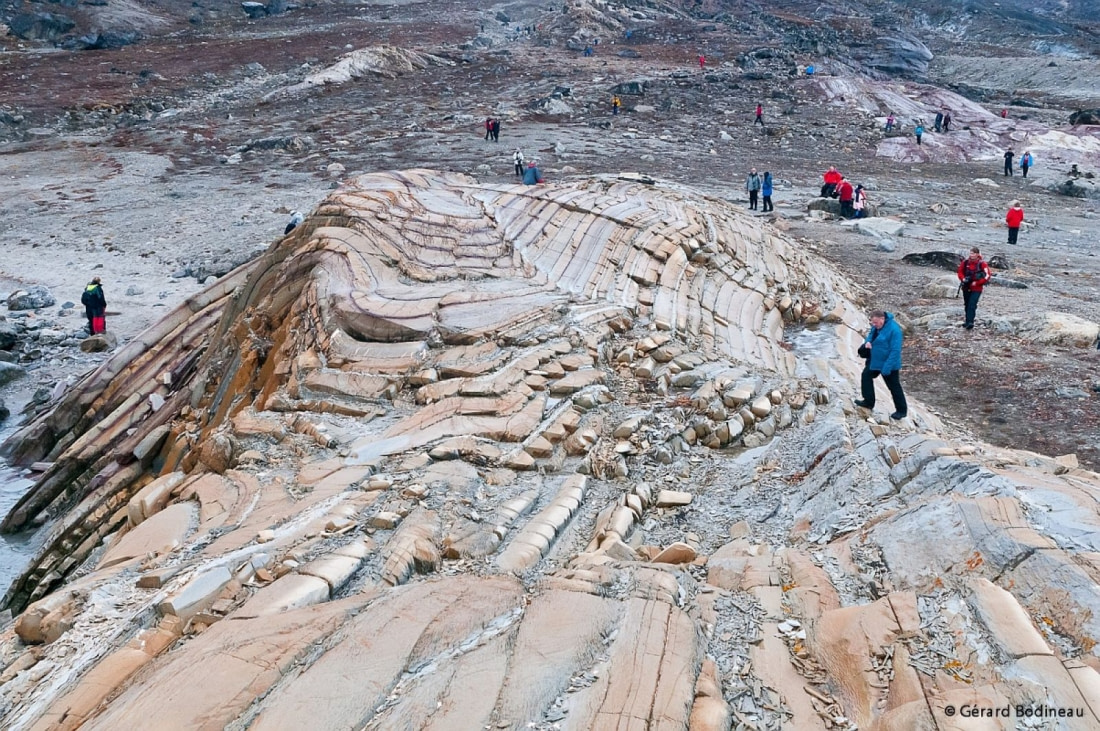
<box><xmin>1</xmin><ymin>171</ymin><xmax>1099</xmax><ymax>730</ymax></box>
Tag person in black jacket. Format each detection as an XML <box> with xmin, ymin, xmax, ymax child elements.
<box><xmin>81</xmin><ymin>277</ymin><xmax>107</xmax><ymax>334</ymax></box>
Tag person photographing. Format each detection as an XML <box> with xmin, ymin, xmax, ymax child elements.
<box><xmin>957</xmin><ymin>247</ymin><xmax>991</xmax><ymax>330</ymax></box>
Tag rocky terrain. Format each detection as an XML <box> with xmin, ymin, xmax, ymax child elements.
<box><xmin>1</xmin><ymin>170</ymin><xmax>1099</xmax><ymax>730</ymax></box>
<box><xmin>0</xmin><ymin>0</ymin><xmax>1099</xmax><ymax>729</ymax></box>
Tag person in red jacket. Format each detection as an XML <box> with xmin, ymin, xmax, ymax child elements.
<box><xmin>837</xmin><ymin>177</ymin><xmax>854</xmax><ymax>218</ymax></box>
<box><xmin>1006</xmin><ymin>200</ymin><xmax>1024</xmax><ymax>245</ymax></box>
<box><xmin>754</xmin><ymin>103</ymin><xmax>764</xmax><ymax>126</ymax></box>
<box><xmin>957</xmin><ymin>247</ymin><xmax>991</xmax><ymax>330</ymax></box>
<box><xmin>821</xmin><ymin>167</ymin><xmax>842</xmax><ymax>197</ymax></box>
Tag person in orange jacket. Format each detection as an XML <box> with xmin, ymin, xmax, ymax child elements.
<box><xmin>1006</xmin><ymin>200</ymin><xmax>1024</xmax><ymax>245</ymax></box>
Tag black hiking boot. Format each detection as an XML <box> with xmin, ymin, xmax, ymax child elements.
<box><xmin>854</xmin><ymin>399</ymin><xmax>872</xmax><ymax>409</ymax></box>
<box><xmin>890</xmin><ymin>412</ymin><xmax>907</xmax><ymax>420</ymax></box>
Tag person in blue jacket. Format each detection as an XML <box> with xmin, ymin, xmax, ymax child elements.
<box><xmin>1019</xmin><ymin>150</ymin><xmax>1033</xmax><ymax>178</ymax></box>
<box><xmin>522</xmin><ymin>160</ymin><xmax>543</xmax><ymax>185</ymax></box>
<box><xmin>855</xmin><ymin>310</ymin><xmax>908</xmax><ymax>420</ymax></box>
<box><xmin>761</xmin><ymin>171</ymin><xmax>774</xmax><ymax>212</ymax></box>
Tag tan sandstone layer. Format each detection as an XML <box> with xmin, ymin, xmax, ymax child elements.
<box><xmin>0</xmin><ymin>171</ymin><xmax>1098</xmax><ymax>730</ymax></box>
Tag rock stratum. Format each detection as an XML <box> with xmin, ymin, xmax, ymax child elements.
<box><xmin>1</xmin><ymin>171</ymin><xmax>1100</xmax><ymax>730</ymax></box>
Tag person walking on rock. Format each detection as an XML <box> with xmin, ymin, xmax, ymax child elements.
<box><xmin>855</xmin><ymin>310</ymin><xmax>907</xmax><ymax>420</ymax></box>
<box><xmin>698</xmin><ymin>54</ymin><xmax>705</xmax><ymax>69</ymax></box>
<box><xmin>761</xmin><ymin>171</ymin><xmax>774</xmax><ymax>212</ymax></box>
<box><xmin>745</xmin><ymin>168</ymin><xmax>762</xmax><ymax>210</ymax></box>
<box><xmin>1004</xmin><ymin>148</ymin><xmax>1014</xmax><ymax>176</ymax></box>
<box><xmin>914</xmin><ymin>122</ymin><xmax>924</xmax><ymax>145</ymax></box>
<box><xmin>942</xmin><ymin>111</ymin><xmax>952</xmax><ymax>132</ymax></box>
<box><xmin>611</xmin><ymin>95</ymin><xmax>621</xmax><ymax>115</ymax></box>
<box><xmin>491</xmin><ymin>118</ymin><xmax>501</xmax><ymax>142</ymax></box>
<box><xmin>754</xmin><ymin>103</ymin><xmax>764</xmax><ymax>126</ymax></box>
<box><xmin>81</xmin><ymin>276</ymin><xmax>107</xmax><ymax>335</ymax></box>
<box><xmin>484</xmin><ymin>117</ymin><xmax>493</xmax><ymax>141</ymax></box>
<box><xmin>934</xmin><ymin>111</ymin><xmax>943</xmax><ymax>133</ymax></box>
<box><xmin>885</xmin><ymin>114</ymin><xmax>896</xmax><ymax>132</ymax></box>
<box><xmin>837</xmin><ymin>177</ymin><xmax>854</xmax><ymax>218</ymax></box>
<box><xmin>1020</xmin><ymin>150</ymin><xmax>1033</xmax><ymax>178</ymax></box>
<box><xmin>513</xmin><ymin>149</ymin><xmax>525</xmax><ymax>177</ymax></box>
<box><xmin>1001</xmin><ymin>107</ymin><xmax>1008</xmax><ymax>118</ymax></box>
<box><xmin>1006</xmin><ymin>200</ymin><xmax>1024</xmax><ymax>245</ymax></box>
<box><xmin>957</xmin><ymin>247</ymin><xmax>991</xmax><ymax>330</ymax></box>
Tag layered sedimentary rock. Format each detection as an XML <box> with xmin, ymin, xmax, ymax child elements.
<box><xmin>1</xmin><ymin>170</ymin><xmax>1099</xmax><ymax>730</ymax></box>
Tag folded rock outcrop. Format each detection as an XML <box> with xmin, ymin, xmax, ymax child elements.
<box><xmin>1</xmin><ymin>170</ymin><xmax>1099</xmax><ymax>730</ymax></box>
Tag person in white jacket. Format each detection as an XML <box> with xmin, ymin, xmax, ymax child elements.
<box><xmin>513</xmin><ymin>149</ymin><xmax>525</xmax><ymax>177</ymax></box>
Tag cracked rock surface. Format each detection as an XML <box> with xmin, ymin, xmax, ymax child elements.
<box><xmin>0</xmin><ymin>172</ymin><xmax>1098</xmax><ymax>729</ymax></box>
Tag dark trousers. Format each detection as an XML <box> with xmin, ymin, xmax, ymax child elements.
<box><xmin>748</xmin><ymin>190</ymin><xmax>759</xmax><ymax>209</ymax></box>
<box><xmin>485</xmin><ymin>128</ymin><xmax>491</xmax><ymax>140</ymax></box>
<box><xmin>861</xmin><ymin>367</ymin><xmax>907</xmax><ymax>415</ymax></box>
<box><xmin>762</xmin><ymin>195</ymin><xmax>773</xmax><ymax>212</ymax></box>
<box><xmin>962</xmin><ymin>288</ymin><xmax>981</xmax><ymax>326</ymax></box>
<box><xmin>514</xmin><ymin>162</ymin><xmax>523</xmax><ymax>176</ymax></box>
<box><xmin>1008</xmin><ymin>226</ymin><xmax>1019</xmax><ymax>245</ymax></box>
<box><xmin>840</xmin><ymin>200</ymin><xmax>854</xmax><ymax>218</ymax></box>
<box><xmin>1004</xmin><ymin>161</ymin><xmax>1012</xmax><ymax>176</ymax></box>
<box><xmin>754</xmin><ymin>114</ymin><xmax>764</xmax><ymax>126</ymax></box>
<box><xmin>916</xmin><ymin>134</ymin><xmax>922</xmax><ymax>145</ymax></box>
<box><xmin>1022</xmin><ymin>165</ymin><xmax>1029</xmax><ymax>178</ymax></box>
<box><xmin>821</xmin><ymin>183</ymin><xmax>836</xmax><ymax>198</ymax></box>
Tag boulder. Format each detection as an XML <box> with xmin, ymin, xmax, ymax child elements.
<box><xmin>241</xmin><ymin>1</ymin><xmax>268</xmax><ymax>18</ymax></box>
<box><xmin>841</xmin><ymin>217</ymin><xmax>905</xmax><ymax>238</ymax></box>
<box><xmin>80</xmin><ymin>331</ymin><xmax>118</xmax><ymax>352</ymax></box>
<box><xmin>1069</xmin><ymin>109</ymin><xmax>1100</xmax><ymax>126</ymax></box>
<box><xmin>849</xmin><ymin>32</ymin><xmax>933</xmax><ymax>76</ymax></box>
<box><xmin>1016</xmin><ymin>312</ymin><xmax>1100</xmax><ymax>348</ymax></box>
<box><xmin>902</xmin><ymin>251</ymin><xmax>961</xmax><ymax>271</ymax></box>
<box><xmin>7</xmin><ymin>12</ymin><xmax>75</xmax><ymax>42</ymax></box>
<box><xmin>0</xmin><ymin>361</ymin><xmax>26</xmax><ymax>387</ymax></box>
<box><xmin>1055</xmin><ymin>177</ymin><xmax>1100</xmax><ymax>200</ymax></box>
<box><xmin>921</xmin><ymin>274</ymin><xmax>960</xmax><ymax>299</ymax></box>
<box><xmin>612</xmin><ymin>80</ymin><xmax>646</xmax><ymax>96</ymax></box>
<box><xmin>67</xmin><ymin>31</ymin><xmax>141</xmax><ymax>50</ymax></box>
<box><xmin>14</xmin><ymin>592</ymin><xmax>80</xmax><ymax>644</ymax></box>
<box><xmin>8</xmin><ymin>285</ymin><xmax>55</xmax><ymax>311</ymax></box>
<box><xmin>0</xmin><ymin>321</ymin><xmax>17</xmax><ymax>349</ymax></box>
<box><xmin>652</xmin><ymin>542</ymin><xmax>698</xmax><ymax>564</ymax></box>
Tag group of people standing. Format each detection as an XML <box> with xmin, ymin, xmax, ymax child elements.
<box><xmin>897</xmin><ymin>109</ymin><xmax>951</xmax><ymax>145</ymax></box>
<box><xmin>744</xmin><ymin>168</ymin><xmax>774</xmax><ymax>212</ymax></box>
<box><xmin>1003</xmin><ymin>148</ymin><xmax>1035</xmax><ymax>178</ymax></box>
<box><xmin>484</xmin><ymin>117</ymin><xmax>502</xmax><ymax>142</ymax></box>
<box><xmin>820</xmin><ymin>167</ymin><xmax>867</xmax><ymax>218</ymax></box>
